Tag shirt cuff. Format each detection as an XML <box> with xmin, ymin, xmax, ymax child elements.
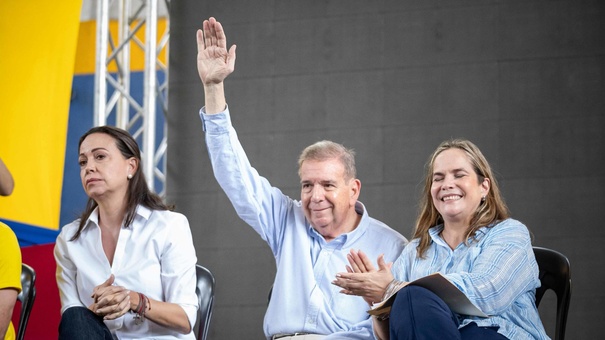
<box><xmin>199</xmin><ymin>105</ymin><xmax>231</xmax><ymax>133</ymax></box>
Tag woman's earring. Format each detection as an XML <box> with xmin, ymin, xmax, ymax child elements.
<box><xmin>481</xmin><ymin>196</ymin><xmax>486</xmax><ymax>202</ymax></box>
<box><xmin>127</xmin><ymin>174</ymin><xmax>133</xmax><ymax>180</ymax></box>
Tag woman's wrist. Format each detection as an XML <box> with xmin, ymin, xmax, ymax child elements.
<box><xmin>129</xmin><ymin>291</ymin><xmax>140</xmax><ymax>311</ymax></box>
<box><xmin>131</xmin><ymin>292</ymin><xmax>149</xmax><ymax>325</ymax></box>
<box><xmin>381</xmin><ymin>279</ymin><xmax>402</xmax><ymax>301</ymax></box>
<box><xmin>373</xmin><ymin>311</ymin><xmax>391</xmax><ymax>321</ymax></box>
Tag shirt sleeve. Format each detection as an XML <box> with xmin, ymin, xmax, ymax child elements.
<box><xmin>200</xmin><ymin>106</ymin><xmax>290</xmax><ymax>253</ymax></box>
<box><xmin>54</xmin><ymin>227</ymin><xmax>86</xmax><ymax>313</ymax></box>
<box><xmin>159</xmin><ymin>212</ymin><xmax>199</xmax><ymax>329</ymax></box>
<box><xmin>445</xmin><ymin>219</ymin><xmax>539</xmax><ymax>315</ymax></box>
<box><xmin>391</xmin><ymin>240</ymin><xmax>416</xmax><ymax>283</ymax></box>
<box><xmin>0</xmin><ymin>223</ymin><xmax>21</xmax><ymax>292</ymax></box>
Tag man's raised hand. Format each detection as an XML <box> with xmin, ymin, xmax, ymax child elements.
<box><xmin>197</xmin><ymin>17</ymin><xmax>236</xmax><ymax>85</ymax></box>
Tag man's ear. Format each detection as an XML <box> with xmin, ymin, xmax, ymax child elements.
<box><xmin>350</xmin><ymin>178</ymin><xmax>361</xmax><ymax>202</ymax></box>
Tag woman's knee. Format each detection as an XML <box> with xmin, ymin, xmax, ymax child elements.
<box><xmin>60</xmin><ymin>306</ymin><xmax>94</xmax><ymax>326</ymax></box>
<box><xmin>389</xmin><ymin>286</ymin><xmax>460</xmax><ymax>339</ymax></box>
<box><xmin>59</xmin><ymin>307</ymin><xmax>111</xmax><ymax>340</ymax></box>
<box><xmin>391</xmin><ymin>286</ymin><xmax>439</xmax><ymax>316</ymax></box>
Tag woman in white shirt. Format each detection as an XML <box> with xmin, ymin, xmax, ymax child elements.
<box><xmin>55</xmin><ymin>126</ymin><xmax>198</xmax><ymax>339</ymax></box>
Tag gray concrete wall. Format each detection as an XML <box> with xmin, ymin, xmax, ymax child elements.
<box><xmin>168</xmin><ymin>1</ymin><xmax>605</xmax><ymax>339</ymax></box>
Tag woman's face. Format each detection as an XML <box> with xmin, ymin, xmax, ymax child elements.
<box><xmin>78</xmin><ymin>133</ymin><xmax>135</xmax><ymax>201</ymax></box>
<box><xmin>430</xmin><ymin>148</ymin><xmax>489</xmax><ymax>227</ymax></box>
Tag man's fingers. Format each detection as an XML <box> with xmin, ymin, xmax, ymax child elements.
<box><xmin>196</xmin><ymin>29</ymin><xmax>205</xmax><ymax>51</ymax></box>
<box><xmin>201</xmin><ymin>20</ymin><xmax>209</xmax><ymax>49</ymax></box>
<box><xmin>203</xmin><ymin>18</ymin><xmax>215</xmax><ymax>50</ymax></box>
<box><xmin>215</xmin><ymin>20</ymin><xmax>227</xmax><ymax>49</ymax></box>
<box><xmin>227</xmin><ymin>45</ymin><xmax>237</xmax><ymax>69</ymax></box>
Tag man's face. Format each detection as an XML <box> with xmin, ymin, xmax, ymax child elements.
<box><xmin>300</xmin><ymin>158</ymin><xmax>360</xmax><ymax>241</ymax></box>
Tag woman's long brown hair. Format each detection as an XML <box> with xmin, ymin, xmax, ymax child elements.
<box><xmin>70</xmin><ymin>126</ymin><xmax>171</xmax><ymax>241</ymax></box>
<box><xmin>413</xmin><ymin>139</ymin><xmax>510</xmax><ymax>258</ymax></box>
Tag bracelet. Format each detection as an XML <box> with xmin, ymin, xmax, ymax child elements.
<box><xmin>133</xmin><ymin>292</ymin><xmax>147</xmax><ymax>325</ymax></box>
<box><xmin>373</xmin><ymin>279</ymin><xmax>403</xmax><ymax>322</ymax></box>
<box><xmin>382</xmin><ymin>279</ymin><xmax>402</xmax><ymax>301</ymax></box>
<box><xmin>375</xmin><ymin>313</ymin><xmax>390</xmax><ymax>321</ymax></box>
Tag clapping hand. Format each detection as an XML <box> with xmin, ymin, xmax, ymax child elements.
<box><xmin>332</xmin><ymin>249</ymin><xmax>395</xmax><ymax>305</ymax></box>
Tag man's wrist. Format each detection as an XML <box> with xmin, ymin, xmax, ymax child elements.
<box><xmin>203</xmin><ymin>82</ymin><xmax>227</xmax><ymax>114</ymax></box>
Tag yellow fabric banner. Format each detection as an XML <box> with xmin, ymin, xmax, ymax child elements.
<box><xmin>0</xmin><ymin>0</ymin><xmax>83</xmax><ymax>230</ymax></box>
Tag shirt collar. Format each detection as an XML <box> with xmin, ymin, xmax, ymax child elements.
<box><xmin>83</xmin><ymin>204</ymin><xmax>152</xmax><ymax>230</ymax></box>
<box><xmin>428</xmin><ymin>223</ymin><xmax>492</xmax><ymax>248</ymax></box>
<box><xmin>347</xmin><ymin>201</ymin><xmax>369</xmax><ymax>242</ymax></box>
<box><xmin>308</xmin><ymin>201</ymin><xmax>368</xmax><ymax>247</ymax></box>
<box><xmin>428</xmin><ymin>224</ymin><xmax>444</xmax><ymax>246</ymax></box>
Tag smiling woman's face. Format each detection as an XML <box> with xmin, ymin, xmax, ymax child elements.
<box><xmin>430</xmin><ymin>148</ymin><xmax>489</xmax><ymax>227</ymax></box>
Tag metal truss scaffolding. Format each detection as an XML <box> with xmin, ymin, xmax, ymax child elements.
<box><xmin>94</xmin><ymin>0</ymin><xmax>169</xmax><ymax>197</ymax></box>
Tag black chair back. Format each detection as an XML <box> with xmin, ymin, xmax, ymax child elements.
<box><xmin>17</xmin><ymin>263</ymin><xmax>36</xmax><ymax>340</ymax></box>
<box><xmin>533</xmin><ymin>246</ymin><xmax>571</xmax><ymax>340</ymax></box>
<box><xmin>194</xmin><ymin>264</ymin><xmax>215</xmax><ymax>340</ymax></box>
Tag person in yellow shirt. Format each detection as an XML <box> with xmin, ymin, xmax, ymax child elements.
<box><xmin>0</xmin><ymin>222</ymin><xmax>21</xmax><ymax>340</ymax></box>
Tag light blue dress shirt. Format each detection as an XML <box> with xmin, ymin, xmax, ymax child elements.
<box><xmin>200</xmin><ymin>107</ymin><xmax>408</xmax><ymax>339</ymax></box>
<box><xmin>392</xmin><ymin>218</ymin><xmax>549</xmax><ymax>339</ymax></box>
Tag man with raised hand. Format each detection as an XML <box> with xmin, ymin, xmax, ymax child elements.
<box><xmin>196</xmin><ymin>17</ymin><xmax>407</xmax><ymax>340</ymax></box>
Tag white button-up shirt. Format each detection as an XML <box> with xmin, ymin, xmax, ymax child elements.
<box><xmin>55</xmin><ymin>205</ymin><xmax>198</xmax><ymax>339</ymax></box>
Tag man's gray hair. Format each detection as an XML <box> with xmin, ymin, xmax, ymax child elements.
<box><xmin>298</xmin><ymin>140</ymin><xmax>356</xmax><ymax>180</ymax></box>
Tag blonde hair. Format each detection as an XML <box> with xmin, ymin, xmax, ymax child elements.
<box><xmin>413</xmin><ymin>139</ymin><xmax>509</xmax><ymax>258</ymax></box>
